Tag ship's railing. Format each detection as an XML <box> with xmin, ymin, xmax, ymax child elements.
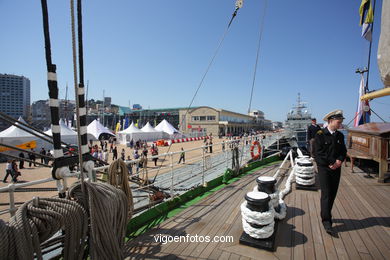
<box><xmin>0</xmin><ymin>132</ymin><xmax>285</xmax><ymax>218</ymax></box>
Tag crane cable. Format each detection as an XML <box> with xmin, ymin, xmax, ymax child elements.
<box><xmin>248</xmin><ymin>0</ymin><xmax>268</xmax><ymax>114</ymax></box>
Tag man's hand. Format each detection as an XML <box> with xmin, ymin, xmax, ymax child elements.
<box><xmin>329</xmin><ymin>160</ymin><xmax>342</xmax><ymax>170</ymax></box>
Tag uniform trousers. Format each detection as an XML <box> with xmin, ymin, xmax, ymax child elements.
<box><xmin>318</xmin><ymin>166</ymin><xmax>341</xmax><ymax>225</ymax></box>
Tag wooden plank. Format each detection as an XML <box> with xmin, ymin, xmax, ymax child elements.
<box><xmin>220</xmin><ymin>250</ymin><xmax>231</xmax><ymax>259</ymax></box>
<box><xmin>300</xmin><ymin>192</ymin><xmax>316</xmax><ymax>260</ymax></box>
<box><xmin>312</xmin><ymin>191</ymin><xmax>338</xmax><ymax>260</ymax></box>
<box><xmin>341</xmin><ymin>176</ymin><xmax>390</xmax><ymax>259</ymax></box>
<box><xmin>332</xmin><ymin>197</ymin><xmax>360</xmax><ymax>259</ymax></box>
<box><xmin>307</xmin><ymin>193</ymin><xmax>327</xmax><ymax>260</ymax></box>
<box><xmin>229</xmin><ymin>252</ymin><xmax>241</xmax><ymax>260</ymax></box>
<box><xmin>292</xmin><ymin>191</ymin><xmax>304</xmax><ymax>260</ymax></box>
<box><xmin>273</xmin><ymin>183</ymin><xmax>294</xmax><ymax>260</ymax></box>
<box><xmin>182</xmin><ymin>179</ymin><xmax>252</xmax><ymax>257</ymax></box>
<box><xmin>208</xmin><ymin>248</ymin><xmax>223</xmax><ymax>260</ymax></box>
<box><xmin>335</xmin><ymin>184</ymin><xmax>370</xmax><ymax>255</ymax></box>
<box><xmin>342</xmin><ymin>173</ymin><xmax>390</xmax><ymax>253</ymax></box>
<box><xmin>337</xmin><ymin>180</ymin><xmax>385</xmax><ymax>260</ymax></box>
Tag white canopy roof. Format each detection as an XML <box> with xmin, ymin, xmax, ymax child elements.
<box><xmin>44</xmin><ymin>119</ymin><xmax>77</xmax><ymax>136</ymax></box>
<box><xmin>87</xmin><ymin>119</ymin><xmax>114</xmax><ymax>140</ymax></box>
<box><xmin>0</xmin><ymin>116</ymin><xmax>35</xmax><ymax>138</ymax></box>
<box><xmin>141</xmin><ymin>122</ymin><xmax>159</xmax><ymax>132</ymax></box>
<box><xmin>155</xmin><ymin>119</ymin><xmax>179</xmax><ymax>135</ymax></box>
<box><xmin>119</xmin><ymin>122</ymin><xmax>143</xmax><ymax>134</ymax></box>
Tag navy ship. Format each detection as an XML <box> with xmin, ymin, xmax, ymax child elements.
<box><xmin>284</xmin><ymin>93</ymin><xmax>312</xmax><ymax>149</ymax></box>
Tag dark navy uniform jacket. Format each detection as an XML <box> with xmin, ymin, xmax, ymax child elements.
<box><xmin>307</xmin><ymin>124</ymin><xmax>321</xmax><ymax>140</ymax></box>
<box><xmin>314</xmin><ymin>128</ymin><xmax>347</xmax><ymax>167</ymax></box>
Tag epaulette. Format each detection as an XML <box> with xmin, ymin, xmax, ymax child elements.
<box><xmin>316</xmin><ymin>130</ymin><xmax>323</xmax><ymax>135</ymax></box>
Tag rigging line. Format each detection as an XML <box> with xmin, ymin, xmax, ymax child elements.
<box><xmin>248</xmin><ymin>0</ymin><xmax>268</xmax><ymax>114</ymax></box>
<box><xmin>345</xmin><ymin>112</ymin><xmax>360</xmax><ymax>127</ymax></box>
<box><xmin>70</xmin><ymin>0</ymin><xmax>86</xmax><ymax>184</ymax></box>
<box><xmin>152</xmin><ymin>6</ymin><xmax>242</xmax><ymax>183</ymax></box>
<box><xmin>370</xmin><ymin>108</ymin><xmax>387</xmax><ymax>123</ymax></box>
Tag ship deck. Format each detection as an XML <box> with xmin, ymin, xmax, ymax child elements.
<box><xmin>124</xmin><ymin>163</ymin><xmax>390</xmax><ymax>260</ymax></box>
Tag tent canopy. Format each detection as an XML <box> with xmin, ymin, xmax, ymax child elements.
<box><xmin>87</xmin><ymin>119</ymin><xmax>115</xmax><ymax>140</ymax></box>
<box><xmin>0</xmin><ymin>116</ymin><xmax>35</xmax><ymax>138</ymax></box>
<box><xmin>45</xmin><ymin>119</ymin><xmax>77</xmax><ymax>136</ymax></box>
<box><xmin>119</xmin><ymin>122</ymin><xmax>143</xmax><ymax>134</ymax></box>
<box><xmin>141</xmin><ymin>122</ymin><xmax>159</xmax><ymax>132</ymax></box>
<box><xmin>155</xmin><ymin>119</ymin><xmax>179</xmax><ymax>135</ymax></box>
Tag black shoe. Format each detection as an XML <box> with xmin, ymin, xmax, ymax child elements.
<box><xmin>323</xmin><ymin>222</ymin><xmax>337</xmax><ymax>237</ymax></box>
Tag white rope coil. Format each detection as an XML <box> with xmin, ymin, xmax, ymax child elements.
<box><xmin>240</xmin><ymin>201</ymin><xmax>275</xmax><ymax>225</ymax></box>
<box><xmin>294</xmin><ymin>171</ymin><xmax>315</xmax><ymax>179</ymax></box>
<box><xmin>296</xmin><ymin>176</ymin><xmax>316</xmax><ymax>186</ymax></box>
<box><xmin>295</xmin><ymin>165</ymin><xmax>315</xmax><ymax>174</ymax></box>
<box><xmin>242</xmin><ymin>218</ymin><xmax>274</xmax><ymax>239</ymax></box>
<box><xmin>241</xmin><ymin>200</ymin><xmax>275</xmax><ymax>239</ymax></box>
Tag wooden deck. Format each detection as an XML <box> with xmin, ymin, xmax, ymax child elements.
<box><xmin>124</xmin><ymin>163</ymin><xmax>390</xmax><ymax>260</ymax></box>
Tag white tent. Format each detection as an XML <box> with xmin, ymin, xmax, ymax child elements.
<box><xmin>140</xmin><ymin>122</ymin><xmax>163</xmax><ymax>141</ymax></box>
<box><xmin>117</xmin><ymin>122</ymin><xmax>145</xmax><ymax>144</ymax></box>
<box><xmin>155</xmin><ymin>119</ymin><xmax>182</xmax><ymax>138</ymax></box>
<box><xmin>87</xmin><ymin>119</ymin><xmax>115</xmax><ymax>141</ymax></box>
<box><xmin>44</xmin><ymin>119</ymin><xmax>78</xmax><ymax>145</ymax></box>
<box><xmin>0</xmin><ymin>117</ymin><xmax>46</xmax><ymax>155</ymax></box>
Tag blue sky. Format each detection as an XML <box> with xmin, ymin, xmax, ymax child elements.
<box><xmin>1</xmin><ymin>0</ymin><xmax>389</xmax><ymax>123</ymax></box>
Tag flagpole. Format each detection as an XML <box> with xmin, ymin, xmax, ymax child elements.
<box><xmin>365</xmin><ymin>0</ymin><xmax>377</xmax><ymax>92</ymax></box>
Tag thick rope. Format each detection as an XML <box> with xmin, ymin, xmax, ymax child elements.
<box><xmin>68</xmin><ymin>182</ymin><xmax>128</xmax><ymax>260</ymax></box>
<box><xmin>0</xmin><ymin>197</ymin><xmax>88</xmax><ymax>260</ymax></box>
<box><xmin>108</xmin><ymin>159</ymin><xmax>134</xmax><ymax>219</ymax></box>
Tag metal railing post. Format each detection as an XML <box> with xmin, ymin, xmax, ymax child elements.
<box><xmin>9</xmin><ymin>185</ymin><xmax>16</xmax><ymax>217</ymax></box>
<box><xmin>170</xmin><ymin>152</ymin><xmax>174</xmax><ymax>198</ymax></box>
<box><xmin>202</xmin><ymin>146</ymin><xmax>205</xmax><ymax>186</ymax></box>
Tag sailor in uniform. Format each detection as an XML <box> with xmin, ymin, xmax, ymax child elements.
<box><xmin>314</xmin><ymin>110</ymin><xmax>347</xmax><ymax>235</ymax></box>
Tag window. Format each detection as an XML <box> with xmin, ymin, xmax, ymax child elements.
<box><xmin>199</xmin><ymin>116</ymin><xmax>206</xmax><ymax>121</ymax></box>
<box><xmin>207</xmin><ymin>116</ymin><xmax>216</xmax><ymax>121</ymax></box>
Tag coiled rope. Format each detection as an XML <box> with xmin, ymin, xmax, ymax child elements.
<box><xmin>0</xmin><ymin>197</ymin><xmax>88</xmax><ymax>260</ymax></box>
<box><xmin>240</xmin><ymin>201</ymin><xmax>275</xmax><ymax>239</ymax></box>
<box><xmin>108</xmin><ymin>159</ymin><xmax>134</xmax><ymax>219</ymax></box>
<box><xmin>68</xmin><ymin>181</ymin><xmax>128</xmax><ymax>260</ymax></box>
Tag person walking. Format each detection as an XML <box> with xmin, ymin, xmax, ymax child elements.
<box><xmin>19</xmin><ymin>152</ymin><xmax>25</xmax><ymax>169</ymax></box>
<box><xmin>307</xmin><ymin>118</ymin><xmax>321</xmax><ymax>157</ymax></box>
<box><xmin>121</xmin><ymin>148</ymin><xmax>126</xmax><ymax>161</ymax></box>
<box><xmin>29</xmin><ymin>149</ymin><xmax>36</xmax><ymax>167</ymax></box>
<box><xmin>314</xmin><ymin>110</ymin><xmax>346</xmax><ymax>236</ymax></box>
<box><xmin>178</xmin><ymin>148</ymin><xmax>185</xmax><ymax>164</ymax></box>
<box><xmin>112</xmin><ymin>146</ymin><xmax>118</xmax><ymax>160</ymax></box>
<box><xmin>3</xmin><ymin>160</ymin><xmax>13</xmax><ymax>183</ymax></box>
<box><xmin>40</xmin><ymin>148</ymin><xmax>46</xmax><ymax>164</ymax></box>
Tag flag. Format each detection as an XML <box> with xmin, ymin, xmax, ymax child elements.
<box><xmin>122</xmin><ymin>119</ymin><xmax>126</xmax><ymax>130</ymax></box>
<box><xmin>359</xmin><ymin>0</ymin><xmax>374</xmax><ymax>41</ymax></box>
<box><xmin>354</xmin><ymin>76</ymin><xmax>371</xmax><ymax>127</ymax></box>
<box><xmin>124</xmin><ymin>117</ymin><xmax>130</xmax><ymax>129</ymax></box>
<box><xmin>115</xmin><ymin>122</ymin><xmax>121</xmax><ymax>133</ymax></box>
<box><xmin>135</xmin><ymin>119</ymin><xmax>139</xmax><ymax>128</ymax></box>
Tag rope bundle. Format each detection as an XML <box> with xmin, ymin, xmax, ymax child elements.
<box><xmin>241</xmin><ymin>201</ymin><xmax>275</xmax><ymax>239</ymax></box>
<box><xmin>295</xmin><ymin>158</ymin><xmax>316</xmax><ymax>186</ymax></box>
<box><xmin>68</xmin><ymin>181</ymin><xmax>128</xmax><ymax>260</ymax></box>
<box><xmin>108</xmin><ymin>159</ymin><xmax>134</xmax><ymax>220</ymax></box>
<box><xmin>0</xmin><ymin>198</ymin><xmax>88</xmax><ymax>260</ymax></box>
